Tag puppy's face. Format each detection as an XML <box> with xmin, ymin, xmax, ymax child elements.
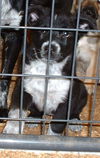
<box><xmin>40</xmin><ymin>30</ymin><xmax>71</xmax><ymax>61</ymax></box>
<box><xmin>28</xmin><ymin>4</ymin><xmax>97</xmax><ymax>63</ymax></box>
<box><xmin>30</xmin><ymin>15</ymin><xmax>75</xmax><ymax>62</ymax></box>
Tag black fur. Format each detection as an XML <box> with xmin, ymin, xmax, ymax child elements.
<box><xmin>28</xmin><ymin>0</ymin><xmax>73</xmax><ymax>26</ymax></box>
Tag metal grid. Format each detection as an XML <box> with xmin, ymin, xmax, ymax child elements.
<box><xmin>0</xmin><ymin>0</ymin><xmax>100</xmax><ymax>152</ymax></box>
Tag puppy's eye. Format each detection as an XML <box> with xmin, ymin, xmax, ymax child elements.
<box><xmin>39</xmin><ymin>30</ymin><xmax>48</xmax><ymax>39</ymax></box>
<box><xmin>61</xmin><ymin>32</ymin><xmax>67</xmax><ymax>37</ymax></box>
<box><xmin>41</xmin><ymin>30</ymin><xmax>48</xmax><ymax>35</ymax></box>
<box><xmin>39</xmin><ymin>30</ymin><xmax>47</xmax><ymax>34</ymax></box>
<box><xmin>42</xmin><ymin>30</ymin><xmax>46</xmax><ymax>34</ymax></box>
<box><xmin>63</xmin><ymin>32</ymin><xmax>67</xmax><ymax>36</ymax></box>
<box><xmin>61</xmin><ymin>32</ymin><xmax>71</xmax><ymax>38</ymax></box>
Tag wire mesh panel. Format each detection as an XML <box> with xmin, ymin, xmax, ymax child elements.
<box><xmin>0</xmin><ymin>0</ymin><xmax>99</xmax><ymax>152</ymax></box>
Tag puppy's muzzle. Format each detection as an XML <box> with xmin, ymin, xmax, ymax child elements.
<box><xmin>41</xmin><ymin>41</ymin><xmax>61</xmax><ymax>60</ymax></box>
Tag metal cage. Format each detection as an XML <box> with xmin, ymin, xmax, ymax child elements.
<box><xmin>0</xmin><ymin>0</ymin><xmax>100</xmax><ymax>152</ymax></box>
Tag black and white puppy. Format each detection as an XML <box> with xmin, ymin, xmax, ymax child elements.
<box><xmin>0</xmin><ymin>0</ymin><xmax>26</xmax><ymax>116</ymax></box>
<box><xmin>0</xmin><ymin>0</ymin><xmax>73</xmax><ymax>119</ymax></box>
<box><xmin>3</xmin><ymin>10</ymin><xmax>88</xmax><ymax>135</ymax></box>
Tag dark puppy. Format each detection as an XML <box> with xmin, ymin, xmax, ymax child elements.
<box><xmin>3</xmin><ymin>10</ymin><xmax>87</xmax><ymax>135</ymax></box>
<box><xmin>0</xmin><ymin>0</ymin><xmax>26</xmax><ymax>116</ymax></box>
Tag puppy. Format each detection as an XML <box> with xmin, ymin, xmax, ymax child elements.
<box><xmin>0</xmin><ymin>0</ymin><xmax>26</xmax><ymax>117</ymax></box>
<box><xmin>72</xmin><ymin>0</ymin><xmax>99</xmax><ymax>94</ymax></box>
<box><xmin>71</xmin><ymin>0</ymin><xmax>100</xmax><ymax>95</ymax></box>
<box><xmin>0</xmin><ymin>0</ymin><xmax>73</xmax><ymax>120</ymax></box>
<box><xmin>3</xmin><ymin>8</ymin><xmax>88</xmax><ymax>135</ymax></box>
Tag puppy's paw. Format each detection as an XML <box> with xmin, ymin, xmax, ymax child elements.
<box><xmin>0</xmin><ymin>87</ymin><xmax>7</xmax><ymax>108</ymax></box>
<box><xmin>47</xmin><ymin>124</ymin><xmax>61</xmax><ymax>136</ymax></box>
<box><xmin>25</xmin><ymin>117</ymin><xmax>40</xmax><ymax>128</ymax></box>
<box><xmin>68</xmin><ymin>119</ymin><xmax>83</xmax><ymax>132</ymax></box>
<box><xmin>3</xmin><ymin>121</ymin><xmax>24</xmax><ymax>134</ymax></box>
<box><xmin>26</xmin><ymin>123</ymin><xmax>39</xmax><ymax>128</ymax></box>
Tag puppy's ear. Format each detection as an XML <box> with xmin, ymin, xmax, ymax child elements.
<box><xmin>28</xmin><ymin>11</ymin><xmax>39</xmax><ymax>26</ymax></box>
<box><xmin>28</xmin><ymin>5</ymin><xmax>43</xmax><ymax>26</ymax></box>
<box><xmin>30</xmin><ymin>12</ymin><xmax>39</xmax><ymax>22</ymax></box>
<box><xmin>28</xmin><ymin>5</ymin><xmax>50</xmax><ymax>26</ymax></box>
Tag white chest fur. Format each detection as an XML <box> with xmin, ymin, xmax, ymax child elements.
<box><xmin>24</xmin><ymin>58</ymin><xmax>70</xmax><ymax>114</ymax></box>
<box><xmin>1</xmin><ymin>0</ymin><xmax>22</xmax><ymax>26</ymax></box>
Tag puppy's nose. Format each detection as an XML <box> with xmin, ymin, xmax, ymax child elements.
<box><xmin>44</xmin><ymin>44</ymin><xmax>57</xmax><ymax>55</ymax></box>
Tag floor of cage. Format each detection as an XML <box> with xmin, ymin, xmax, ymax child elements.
<box><xmin>0</xmin><ymin>150</ymin><xmax>100</xmax><ymax>158</ymax></box>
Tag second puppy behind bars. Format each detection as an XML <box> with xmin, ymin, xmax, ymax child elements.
<box><xmin>71</xmin><ymin>0</ymin><xmax>100</xmax><ymax>95</ymax></box>
<box><xmin>3</xmin><ymin>6</ymin><xmax>88</xmax><ymax>135</ymax></box>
